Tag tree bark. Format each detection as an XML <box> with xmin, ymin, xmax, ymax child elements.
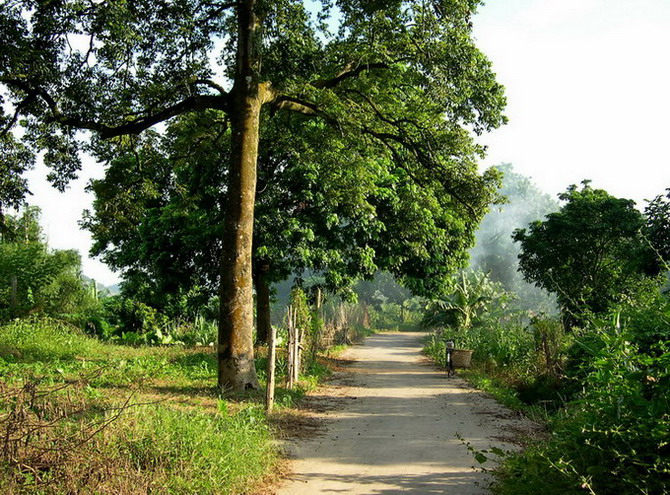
<box><xmin>217</xmin><ymin>0</ymin><xmax>262</xmax><ymax>390</ymax></box>
<box><xmin>254</xmin><ymin>263</ymin><xmax>271</xmax><ymax>344</ymax></box>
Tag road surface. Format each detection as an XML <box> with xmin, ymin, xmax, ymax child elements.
<box><xmin>276</xmin><ymin>332</ymin><xmax>537</xmax><ymax>494</ymax></box>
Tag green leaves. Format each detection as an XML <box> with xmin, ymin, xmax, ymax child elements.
<box><xmin>0</xmin><ymin>207</ymin><xmax>91</xmax><ymax>319</ymax></box>
<box><xmin>514</xmin><ymin>183</ymin><xmax>655</xmax><ymax>327</ymax></box>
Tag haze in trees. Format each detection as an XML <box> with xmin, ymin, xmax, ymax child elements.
<box><xmin>1</xmin><ymin>0</ymin><xmax>506</xmax><ymax>389</ymax></box>
<box><xmin>469</xmin><ymin>164</ymin><xmax>558</xmax><ymax>312</ymax></box>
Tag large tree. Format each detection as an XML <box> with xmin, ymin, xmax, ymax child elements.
<box><xmin>83</xmin><ymin>107</ymin><xmax>499</xmax><ymax>339</ymax></box>
<box><xmin>1</xmin><ymin>0</ymin><xmax>506</xmax><ymax>389</ymax></box>
<box><xmin>513</xmin><ymin>182</ymin><xmax>656</xmax><ymax>327</ymax></box>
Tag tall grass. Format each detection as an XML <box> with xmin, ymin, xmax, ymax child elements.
<box><xmin>0</xmin><ymin>317</ymin><xmax>111</xmax><ymax>362</ymax></box>
<box><xmin>0</xmin><ymin>318</ymin><xmax>279</xmax><ymax>494</ymax></box>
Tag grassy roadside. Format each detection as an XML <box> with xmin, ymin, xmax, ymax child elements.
<box><xmin>0</xmin><ymin>318</ymin><xmax>359</xmax><ymax>494</ymax></box>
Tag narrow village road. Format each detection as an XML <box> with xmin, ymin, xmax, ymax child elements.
<box><xmin>275</xmin><ymin>332</ymin><xmax>537</xmax><ymax>495</ymax></box>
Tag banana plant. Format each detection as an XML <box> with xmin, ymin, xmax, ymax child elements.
<box><xmin>423</xmin><ymin>271</ymin><xmax>508</xmax><ymax>331</ymax></box>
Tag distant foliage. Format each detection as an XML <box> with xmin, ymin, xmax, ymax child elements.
<box><xmin>422</xmin><ymin>270</ymin><xmax>511</xmax><ymax>331</ymax></box>
<box><xmin>644</xmin><ymin>188</ymin><xmax>670</xmax><ymax>266</ymax></box>
<box><xmin>0</xmin><ymin>207</ymin><xmax>94</xmax><ymax>321</ymax></box>
<box><xmin>469</xmin><ymin>164</ymin><xmax>558</xmax><ymax>312</ymax></box>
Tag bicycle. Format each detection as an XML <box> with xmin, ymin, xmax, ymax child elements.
<box><xmin>444</xmin><ymin>339</ymin><xmax>455</xmax><ymax>377</ymax></box>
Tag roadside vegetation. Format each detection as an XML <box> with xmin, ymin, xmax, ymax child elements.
<box><xmin>0</xmin><ymin>206</ymin><xmax>416</xmax><ymax>493</ymax></box>
<box><xmin>0</xmin><ymin>318</ymin><xmax>277</xmax><ymax>494</ymax></box>
<box><xmin>1</xmin><ymin>1</ymin><xmax>667</xmax><ymax>492</ymax></box>
<box><xmin>0</xmin><ymin>295</ymin><xmax>379</xmax><ymax>493</ymax></box>
<box><xmin>423</xmin><ymin>176</ymin><xmax>670</xmax><ymax>495</ymax></box>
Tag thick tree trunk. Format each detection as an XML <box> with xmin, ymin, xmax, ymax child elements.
<box><xmin>254</xmin><ymin>263</ymin><xmax>271</xmax><ymax>344</ymax></box>
<box><xmin>217</xmin><ymin>0</ymin><xmax>262</xmax><ymax>390</ymax></box>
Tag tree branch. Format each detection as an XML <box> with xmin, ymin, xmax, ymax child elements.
<box><xmin>271</xmin><ymin>95</ymin><xmax>318</xmax><ymax>115</ymax></box>
<box><xmin>361</xmin><ymin>126</ymin><xmax>478</xmax><ymax>218</ymax></box>
<box><xmin>53</xmin><ymin>94</ymin><xmax>230</xmax><ymax>138</ymax></box>
<box><xmin>1</xmin><ymin>77</ymin><xmax>230</xmax><ymax>138</ymax></box>
<box><xmin>311</xmin><ymin>62</ymin><xmax>391</xmax><ymax>89</ymax></box>
<box><xmin>200</xmin><ymin>1</ymin><xmax>239</xmax><ymax>23</ymax></box>
<box><xmin>193</xmin><ymin>79</ymin><xmax>228</xmax><ymax>95</ymax></box>
<box><xmin>262</xmin><ymin>83</ymin><xmax>319</xmax><ymax>115</ymax></box>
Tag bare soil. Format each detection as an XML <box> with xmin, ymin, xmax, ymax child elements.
<box><xmin>273</xmin><ymin>332</ymin><xmax>539</xmax><ymax>495</ymax></box>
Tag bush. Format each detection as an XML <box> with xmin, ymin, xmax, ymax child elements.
<box><xmin>493</xmin><ymin>321</ymin><xmax>670</xmax><ymax>495</ymax></box>
<box><xmin>102</xmin><ymin>296</ymin><xmax>168</xmax><ymax>344</ymax></box>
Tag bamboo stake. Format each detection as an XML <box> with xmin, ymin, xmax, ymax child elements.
<box><xmin>287</xmin><ymin>306</ymin><xmax>295</xmax><ymax>389</ymax></box>
<box><xmin>265</xmin><ymin>324</ymin><xmax>276</xmax><ymax>413</ymax></box>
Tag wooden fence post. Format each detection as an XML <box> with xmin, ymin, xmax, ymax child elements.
<box><xmin>265</xmin><ymin>324</ymin><xmax>276</xmax><ymax>413</ymax></box>
<box><xmin>287</xmin><ymin>305</ymin><xmax>295</xmax><ymax>389</ymax></box>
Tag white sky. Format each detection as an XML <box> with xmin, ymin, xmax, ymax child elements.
<box><xmin>25</xmin><ymin>0</ymin><xmax>670</xmax><ymax>286</ymax></box>
<box><xmin>473</xmin><ymin>0</ymin><xmax>670</xmax><ymax>203</ymax></box>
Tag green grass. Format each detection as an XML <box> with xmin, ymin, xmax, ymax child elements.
<box><xmin>0</xmin><ymin>316</ymin><xmax>356</xmax><ymax>493</ymax></box>
<box><xmin>109</xmin><ymin>404</ymin><xmax>275</xmax><ymax>494</ymax></box>
<box><xmin>0</xmin><ymin>316</ymin><xmax>113</xmax><ymax>362</ymax></box>
<box><xmin>457</xmin><ymin>369</ymin><xmax>526</xmax><ymax>411</ymax></box>
<box><xmin>0</xmin><ymin>318</ymin><xmax>281</xmax><ymax>494</ymax></box>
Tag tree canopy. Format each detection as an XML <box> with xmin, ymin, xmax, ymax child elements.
<box><xmin>82</xmin><ymin>106</ymin><xmax>499</xmax><ymax>318</ymax></box>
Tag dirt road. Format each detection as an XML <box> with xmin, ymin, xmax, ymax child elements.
<box><xmin>276</xmin><ymin>332</ymin><xmax>536</xmax><ymax>494</ymax></box>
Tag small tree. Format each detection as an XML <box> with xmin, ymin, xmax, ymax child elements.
<box><xmin>422</xmin><ymin>270</ymin><xmax>509</xmax><ymax>331</ymax></box>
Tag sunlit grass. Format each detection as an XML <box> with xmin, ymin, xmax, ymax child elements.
<box><xmin>0</xmin><ymin>318</ymin><xmax>281</xmax><ymax>494</ymax></box>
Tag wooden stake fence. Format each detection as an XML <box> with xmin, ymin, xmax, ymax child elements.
<box><xmin>286</xmin><ymin>305</ymin><xmax>301</xmax><ymax>389</ymax></box>
<box><xmin>265</xmin><ymin>323</ymin><xmax>276</xmax><ymax>412</ymax></box>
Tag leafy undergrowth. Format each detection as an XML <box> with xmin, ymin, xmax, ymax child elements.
<box><xmin>423</xmin><ymin>327</ymin><xmax>670</xmax><ymax>495</ymax></box>
<box><xmin>0</xmin><ymin>317</ymin><xmax>338</xmax><ymax>494</ymax></box>
<box><xmin>423</xmin><ymin>334</ymin><xmax>532</xmax><ymax>414</ymax></box>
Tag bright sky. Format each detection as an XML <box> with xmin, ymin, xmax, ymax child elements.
<box><xmin>25</xmin><ymin>0</ymin><xmax>670</xmax><ymax>286</ymax></box>
<box><xmin>473</xmin><ymin>0</ymin><xmax>670</xmax><ymax>204</ymax></box>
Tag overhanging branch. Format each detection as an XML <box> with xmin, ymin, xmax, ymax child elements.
<box><xmin>311</xmin><ymin>62</ymin><xmax>391</xmax><ymax>89</ymax></box>
<box><xmin>271</xmin><ymin>95</ymin><xmax>318</xmax><ymax>115</ymax></box>
<box><xmin>361</xmin><ymin>126</ymin><xmax>478</xmax><ymax>218</ymax></box>
<box><xmin>53</xmin><ymin>94</ymin><xmax>230</xmax><ymax>138</ymax></box>
<box><xmin>1</xmin><ymin>76</ymin><xmax>230</xmax><ymax>138</ymax></box>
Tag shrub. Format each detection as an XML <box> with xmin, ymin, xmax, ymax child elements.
<box><xmin>493</xmin><ymin>321</ymin><xmax>670</xmax><ymax>495</ymax></box>
<box><xmin>102</xmin><ymin>296</ymin><xmax>168</xmax><ymax>343</ymax></box>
